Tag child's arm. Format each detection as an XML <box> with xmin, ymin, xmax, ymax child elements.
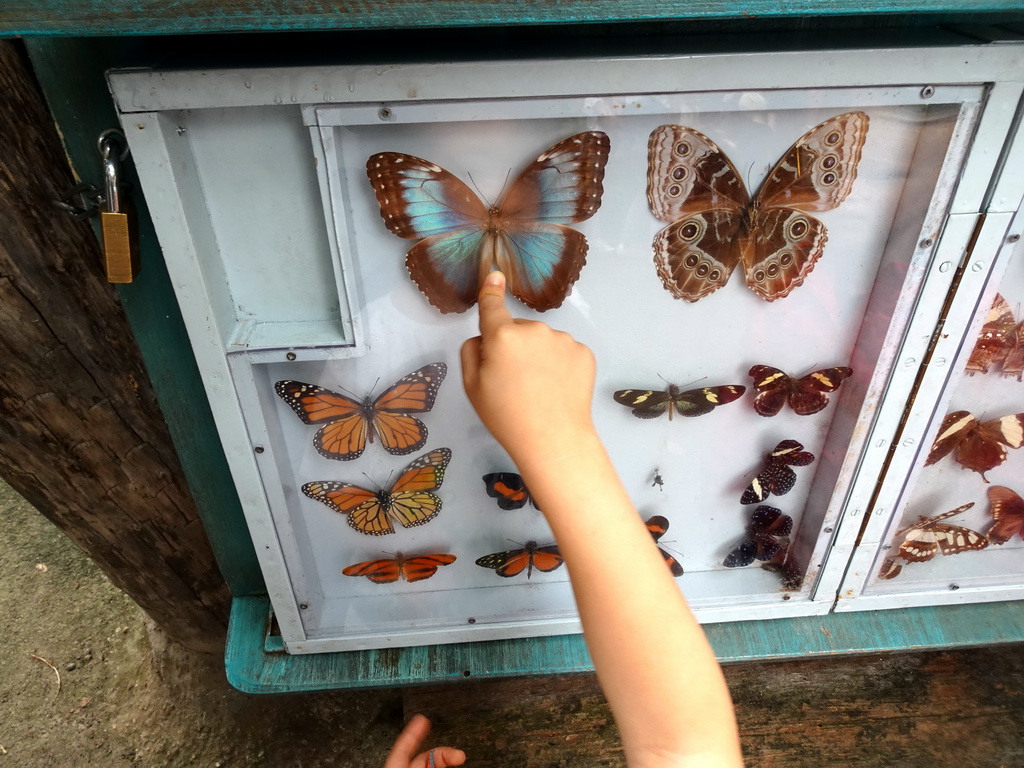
<box><xmin>461</xmin><ymin>271</ymin><xmax>744</xmax><ymax>768</ymax></box>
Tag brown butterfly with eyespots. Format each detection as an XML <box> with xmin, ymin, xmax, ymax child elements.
<box><xmin>647</xmin><ymin>112</ymin><xmax>868</xmax><ymax>302</ymax></box>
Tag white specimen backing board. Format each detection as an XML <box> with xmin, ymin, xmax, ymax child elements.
<box><xmin>106</xmin><ymin>46</ymin><xmax>1024</xmax><ymax>653</ymax></box>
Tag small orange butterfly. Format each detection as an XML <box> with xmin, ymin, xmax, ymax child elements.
<box><xmin>475</xmin><ymin>541</ymin><xmax>564</xmax><ymax>579</ymax></box>
<box><xmin>302</xmin><ymin>448</ymin><xmax>451</xmax><ymax>536</ymax></box>
<box><xmin>342</xmin><ymin>552</ymin><xmax>457</xmax><ymax>583</ymax></box>
<box><xmin>275</xmin><ymin>362</ymin><xmax>446</xmax><ymax>461</ymax></box>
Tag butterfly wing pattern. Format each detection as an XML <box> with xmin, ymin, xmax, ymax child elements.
<box><xmin>741</xmin><ymin>439</ymin><xmax>816</xmax><ymax>504</ymax></box>
<box><xmin>925</xmin><ymin>410</ymin><xmax>1024</xmax><ymax>481</ymax></box>
<box><xmin>475</xmin><ymin>541</ymin><xmax>564</xmax><ymax>579</ymax></box>
<box><xmin>645</xmin><ymin>515</ymin><xmax>684</xmax><ymax>577</ymax></box>
<box><xmin>966</xmin><ymin>294</ymin><xmax>1024</xmax><ymax>381</ymax></box>
<box><xmin>723</xmin><ymin>506</ymin><xmax>794</xmax><ymax>567</ymax></box>
<box><xmin>342</xmin><ymin>553</ymin><xmax>457</xmax><ymax>584</ymax></box>
<box><xmin>275</xmin><ymin>363</ymin><xmax>446</xmax><ymax>461</ymax></box>
<box><xmin>613</xmin><ymin>383</ymin><xmax>746</xmax><ymax>420</ymax></box>
<box><xmin>302</xmin><ymin>447</ymin><xmax>452</xmax><ymax>535</ymax></box>
<box><xmin>482</xmin><ymin>472</ymin><xmax>539</xmax><ymax>511</ymax></box>
<box><xmin>748</xmin><ymin>365</ymin><xmax>853</xmax><ymax>417</ymax></box>
<box><xmin>880</xmin><ymin>503</ymin><xmax>989</xmax><ymax>576</ymax></box>
<box><xmin>986</xmin><ymin>486</ymin><xmax>1024</xmax><ymax>545</ymax></box>
<box><xmin>647</xmin><ymin>112</ymin><xmax>868</xmax><ymax>302</ymax></box>
<box><xmin>367</xmin><ymin>131</ymin><xmax>610</xmax><ymax>314</ymax></box>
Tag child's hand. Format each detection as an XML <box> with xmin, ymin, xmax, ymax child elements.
<box><xmin>460</xmin><ymin>271</ymin><xmax>597</xmax><ymax>471</ymax></box>
<box><xmin>384</xmin><ymin>715</ymin><xmax>465</xmax><ymax>768</ymax></box>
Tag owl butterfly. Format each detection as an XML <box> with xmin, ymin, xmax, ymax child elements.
<box><xmin>475</xmin><ymin>541</ymin><xmax>564</xmax><ymax>579</ymax></box>
<box><xmin>924</xmin><ymin>410</ymin><xmax>1024</xmax><ymax>482</ymax></box>
<box><xmin>740</xmin><ymin>439</ymin><xmax>815</xmax><ymax>504</ymax></box>
<box><xmin>882</xmin><ymin>502</ymin><xmax>988</xmax><ymax>573</ymax></box>
<box><xmin>645</xmin><ymin>515</ymin><xmax>684</xmax><ymax>577</ymax></box>
<box><xmin>748</xmin><ymin>365</ymin><xmax>853</xmax><ymax>417</ymax></box>
<box><xmin>613</xmin><ymin>383</ymin><xmax>746</xmax><ymax>420</ymax></box>
<box><xmin>647</xmin><ymin>112</ymin><xmax>869</xmax><ymax>302</ymax></box>
<box><xmin>723</xmin><ymin>506</ymin><xmax>794</xmax><ymax>568</ymax></box>
<box><xmin>275</xmin><ymin>362</ymin><xmax>446</xmax><ymax>461</ymax></box>
<box><xmin>302</xmin><ymin>447</ymin><xmax>451</xmax><ymax>536</ymax></box>
<box><xmin>966</xmin><ymin>293</ymin><xmax>1024</xmax><ymax>381</ymax></box>
<box><xmin>342</xmin><ymin>552</ymin><xmax>457</xmax><ymax>584</ymax></box>
<box><xmin>985</xmin><ymin>486</ymin><xmax>1024</xmax><ymax>545</ymax></box>
<box><xmin>482</xmin><ymin>472</ymin><xmax>540</xmax><ymax>511</ymax></box>
<box><xmin>366</xmin><ymin>131</ymin><xmax>610</xmax><ymax>314</ymax></box>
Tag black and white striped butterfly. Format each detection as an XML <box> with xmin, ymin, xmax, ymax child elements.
<box><xmin>878</xmin><ymin>502</ymin><xmax>988</xmax><ymax>579</ymax></box>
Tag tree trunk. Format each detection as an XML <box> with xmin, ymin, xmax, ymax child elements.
<box><xmin>0</xmin><ymin>39</ymin><xmax>231</xmax><ymax>653</ymax></box>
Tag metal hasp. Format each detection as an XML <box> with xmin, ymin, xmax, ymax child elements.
<box><xmin>98</xmin><ymin>129</ymin><xmax>139</xmax><ymax>283</ymax></box>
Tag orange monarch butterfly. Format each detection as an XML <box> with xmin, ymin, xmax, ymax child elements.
<box><xmin>482</xmin><ymin>472</ymin><xmax>540</xmax><ymax>511</ymax></box>
<box><xmin>302</xmin><ymin>448</ymin><xmax>451</xmax><ymax>536</ymax></box>
<box><xmin>342</xmin><ymin>552</ymin><xmax>457</xmax><ymax>583</ymax></box>
<box><xmin>475</xmin><ymin>541</ymin><xmax>564</xmax><ymax>579</ymax></box>
<box><xmin>275</xmin><ymin>362</ymin><xmax>446</xmax><ymax>461</ymax></box>
<box><xmin>645</xmin><ymin>515</ymin><xmax>683</xmax><ymax>577</ymax></box>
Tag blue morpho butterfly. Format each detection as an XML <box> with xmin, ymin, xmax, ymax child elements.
<box><xmin>366</xmin><ymin>131</ymin><xmax>611</xmax><ymax>314</ymax></box>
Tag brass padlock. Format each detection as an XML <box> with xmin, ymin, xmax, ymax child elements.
<box><xmin>99</xmin><ymin>132</ymin><xmax>140</xmax><ymax>283</ymax></box>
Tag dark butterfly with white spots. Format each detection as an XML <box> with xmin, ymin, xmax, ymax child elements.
<box><xmin>985</xmin><ymin>486</ymin><xmax>1024</xmax><ymax>545</ymax></box>
<box><xmin>366</xmin><ymin>131</ymin><xmax>610</xmax><ymax>314</ymax></box>
<box><xmin>966</xmin><ymin>293</ymin><xmax>1023</xmax><ymax>381</ymax></box>
<box><xmin>748</xmin><ymin>364</ymin><xmax>853</xmax><ymax>417</ymax></box>
<box><xmin>740</xmin><ymin>439</ymin><xmax>815</xmax><ymax>504</ymax></box>
<box><xmin>646</xmin><ymin>113</ymin><xmax>868</xmax><ymax>302</ymax></box>
<box><xmin>645</xmin><ymin>515</ymin><xmax>683</xmax><ymax>577</ymax></box>
<box><xmin>482</xmin><ymin>472</ymin><xmax>539</xmax><ymax>511</ymax></box>
<box><xmin>723</xmin><ymin>506</ymin><xmax>793</xmax><ymax>567</ymax></box>
<box><xmin>475</xmin><ymin>541</ymin><xmax>564</xmax><ymax>579</ymax></box>
<box><xmin>613</xmin><ymin>383</ymin><xmax>746</xmax><ymax>420</ymax></box>
<box><xmin>924</xmin><ymin>410</ymin><xmax>1024</xmax><ymax>482</ymax></box>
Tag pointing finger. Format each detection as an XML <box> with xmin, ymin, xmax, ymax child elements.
<box><xmin>477</xmin><ymin>270</ymin><xmax>513</xmax><ymax>339</ymax></box>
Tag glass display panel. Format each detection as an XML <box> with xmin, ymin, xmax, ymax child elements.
<box><xmin>225</xmin><ymin>88</ymin><xmax>975</xmax><ymax>651</ymax></box>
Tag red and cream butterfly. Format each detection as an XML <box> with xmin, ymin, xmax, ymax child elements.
<box><xmin>924</xmin><ymin>410</ymin><xmax>1024</xmax><ymax>482</ymax></box>
<box><xmin>646</xmin><ymin>112</ymin><xmax>868</xmax><ymax>302</ymax></box>
<box><xmin>966</xmin><ymin>293</ymin><xmax>1023</xmax><ymax>381</ymax></box>
<box><xmin>302</xmin><ymin>447</ymin><xmax>451</xmax><ymax>536</ymax></box>
<box><xmin>645</xmin><ymin>515</ymin><xmax>684</xmax><ymax>577</ymax></box>
<box><xmin>482</xmin><ymin>472</ymin><xmax>539</xmax><ymax>511</ymax></box>
<box><xmin>275</xmin><ymin>363</ymin><xmax>446</xmax><ymax>461</ymax></box>
<box><xmin>613</xmin><ymin>382</ymin><xmax>746</xmax><ymax>420</ymax></box>
<box><xmin>475</xmin><ymin>541</ymin><xmax>564</xmax><ymax>579</ymax></box>
<box><xmin>366</xmin><ymin>131</ymin><xmax>610</xmax><ymax>314</ymax></box>
<box><xmin>342</xmin><ymin>552</ymin><xmax>457</xmax><ymax>584</ymax></box>
<box><xmin>740</xmin><ymin>439</ymin><xmax>815</xmax><ymax>504</ymax></box>
<box><xmin>723</xmin><ymin>506</ymin><xmax>793</xmax><ymax>568</ymax></box>
<box><xmin>880</xmin><ymin>502</ymin><xmax>988</xmax><ymax>576</ymax></box>
<box><xmin>747</xmin><ymin>365</ymin><xmax>853</xmax><ymax>417</ymax></box>
<box><xmin>985</xmin><ymin>486</ymin><xmax>1024</xmax><ymax>545</ymax></box>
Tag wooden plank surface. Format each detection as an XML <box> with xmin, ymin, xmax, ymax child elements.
<box><xmin>403</xmin><ymin>646</ymin><xmax>1024</xmax><ymax>766</ymax></box>
<box><xmin>4</xmin><ymin>0</ymin><xmax>1024</xmax><ymax>37</ymax></box>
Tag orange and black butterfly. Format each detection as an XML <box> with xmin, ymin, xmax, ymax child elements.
<box><xmin>924</xmin><ymin>410</ymin><xmax>1024</xmax><ymax>482</ymax></box>
<box><xmin>740</xmin><ymin>439</ymin><xmax>815</xmax><ymax>504</ymax></box>
<box><xmin>613</xmin><ymin>382</ymin><xmax>745</xmax><ymax>420</ymax></box>
<box><xmin>302</xmin><ymin>447</ymin><xmax>451</xmax><ymax>535</ymax></box>
<box><xmin>645</xmin><ymin>515</ymin><xmax>683</xmax><ymax>577</ymax></box>
<box><xmin>482</xmin><ymin>472</ymin><xmax>539</xmax><ymax>511</ymax></box>
<box><xmin>275</xmin><ymin>362</ymin><xmax>446</xmax><ymax>461</ymax></box>
<box><xmin>723</xmin><ymin>506</ymin><xmax>793</xmax><ymax>567</ymax></box>
<box><xmin>475</xmin><ymin>541</ymin><xmax>564</xmax><ymax>579</ymax></box>
<box><xmin>966</xmin><ymin>293</ymin><xmax>1023</xmax><ymax>381</ymax></box>
<box><xmin>986</xmin><ymin>486</ymin><xmax>1024</xmax><ymax>545</ymax></box>
<box><xmin>342</xmin><ymin>552</ymin><xmax>457</xmax><ymax>583</ymax></box>
<box><xmin>748</xmin><ymin>364</ymin><xmax>853</xmax><ymax>417</ymax></box>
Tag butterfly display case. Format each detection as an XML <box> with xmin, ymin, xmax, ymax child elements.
<box><xmin>834</xmin><ymin>196</ymin><xmax>1024</xmax><ymax>612</ymax></box>
<box><xmin>107</xmin><ymin>41</ymin><xmax>1024</xmax><ymax>653</ymax></box>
